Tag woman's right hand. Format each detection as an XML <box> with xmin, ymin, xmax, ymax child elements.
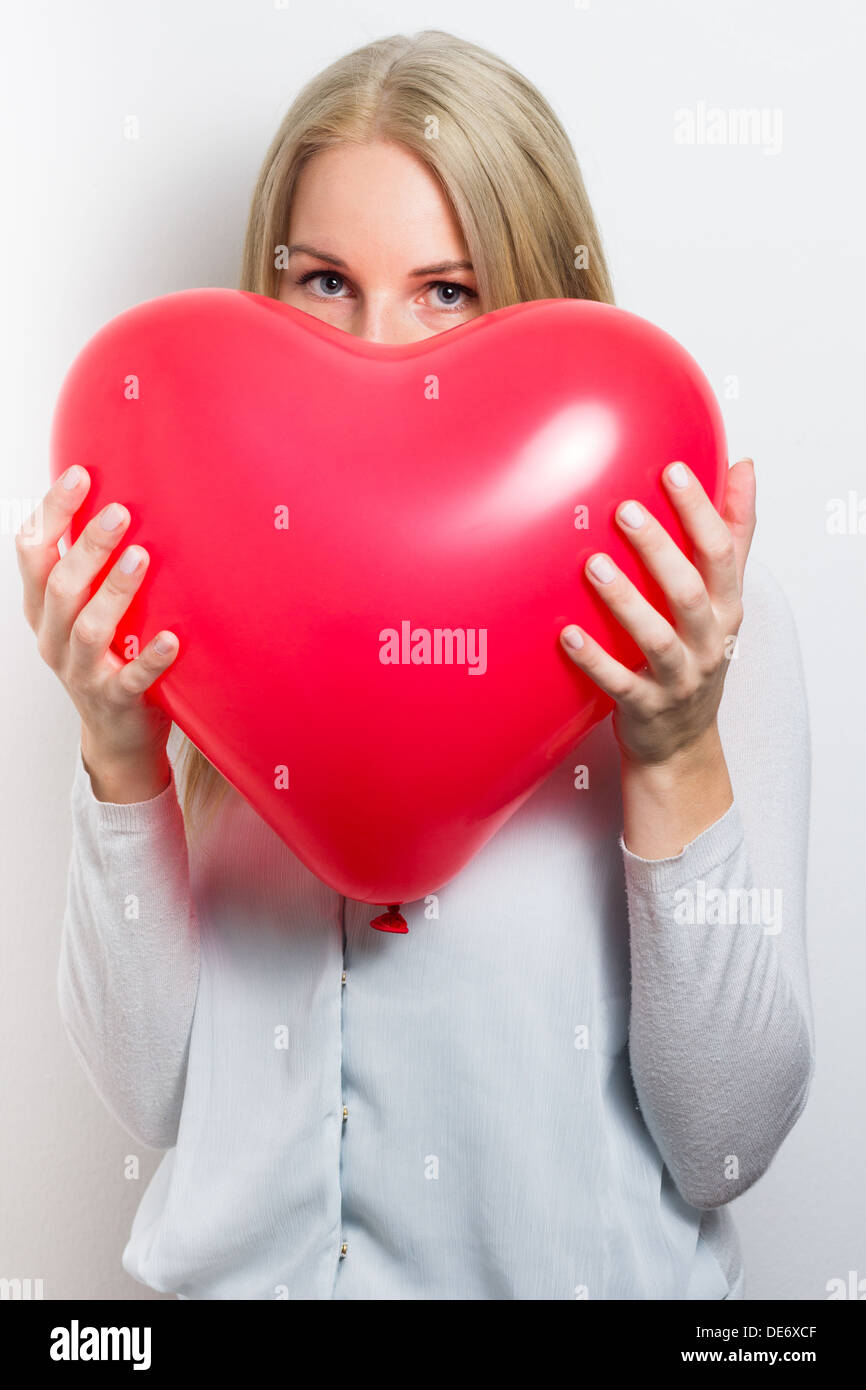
<box><xmin>16</xmin><ymin>464</ymin><xmax>180</xmax><ymax>801</ymax></box>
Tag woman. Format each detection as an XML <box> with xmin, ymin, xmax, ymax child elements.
<box><xmin>18</xmin><ymin>30</ymin><xmax>813</xmax><ymax>1300</ymax></box>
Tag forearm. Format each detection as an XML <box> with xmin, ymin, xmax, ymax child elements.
<box><xmin>58</xmin><ymin>743</ymin><xmax>199</xmax><ymax>1148</ymax></box>
<box><xmin>619</xmin><ymin>721</ymin><xmax>733</xmax><ymax>860</ymax></box>
<box><xmin>620</xmin><ymin>730</ymin><xmax>812</xmax><ymax>1207</ymax></box>
<box><xmin>623</xmin><ymin>809</ymin><xmax>813</xmax><ymax>1208</ymax></box>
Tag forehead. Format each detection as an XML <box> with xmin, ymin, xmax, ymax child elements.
<box><xmin>288</xmin><ymin>141</ymin><xmax>468</xmax><ymax>262</ymax></box>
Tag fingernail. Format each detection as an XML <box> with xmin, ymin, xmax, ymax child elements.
<box><xmin>561</xmin><ymin>626</ymin><xmax>584</xmax><ymax>651</ymax></box>
<box><xmin>588</xmin><ymin>555</ymin><xmax>616</xmax><ymax>584</ymax></box>
<box><xmin>61</xmin><ymin>466</ymin><xmax>81</xmax><ymax>490</ymax></box>
<box><xmin>153</xmin><ymin>633</ymin><xmax>175</xmax><ymax>654</ymax></box>
<box><xmin>99</xmin><ymin>503</ymin><xmax>125</xmax><ymax>530</ymax></box>
<box><xmin>118</xmin><ymin>546</ymin><xmax>143</xmax><ymax>574</ymax></box>
<box><xmin>667</xmin><ymin>462</ymin><xmax>689</xmax><ymax>489</ymax></box>
<box><xmin>619</xmin><ymin>501</ymin><xmax>644</xmax><ymax>528</ymax></box>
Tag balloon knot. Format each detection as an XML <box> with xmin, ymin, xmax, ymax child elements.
<box><xmin>370</xmin><ymin>903</ymin><xmax>408</xmax><ymax>934</ymax></box>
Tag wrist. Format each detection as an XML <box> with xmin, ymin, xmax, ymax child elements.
<box><xmin>80</xmin><ymin>727</ymin><xmax>171</xmax><ymax>804</ymax></box>
<box><xmin>619</xmin><ymin>722</ymin><xmax>726</xmax><ymax>788</ymax></box>
<box><xmin>619</xmin><ymin>722</ymin><xmax>733</xmax><ymax>860</ymax></box>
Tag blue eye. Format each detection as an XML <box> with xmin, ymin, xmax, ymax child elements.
<box><xmin>314</xmin><ymin>273</ymin><xmax>345</xmax><ymax>296</ymax></box>
<box><xmin>297</xmin><ymin>270</ymin><xmax>347</xmax><ymax>297</ymax></box>
<box><xmin>435</xmin><ymin>283</ymin><xmax>461</xmax><ymax>305</ymax></box>
<box><xmin>427</xmin><ymin>280</ymin><xmax>477</xmax><ymax>311</ymax></box>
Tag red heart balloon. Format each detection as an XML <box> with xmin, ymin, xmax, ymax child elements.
<box><xmin>50</xmin><ymin>290</ymin><xmax>726</xmax><ymax>914</ymax></box>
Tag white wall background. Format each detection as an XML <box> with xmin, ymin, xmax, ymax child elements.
<box><xmin>2</xmin><ymin>0</ymin><xmax>863</xmax><ymax>1300</ymax></box>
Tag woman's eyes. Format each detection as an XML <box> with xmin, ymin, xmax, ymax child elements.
<box><xmin>295</xmin><ymin>270</ymin><xmax>477</xmax><ymax>312</ymax></box>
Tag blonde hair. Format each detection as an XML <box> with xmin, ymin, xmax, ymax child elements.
<box><xmin>176</xmin><ymin>28</ymin><xmax>615</xmax><ymax>837</ymax></box>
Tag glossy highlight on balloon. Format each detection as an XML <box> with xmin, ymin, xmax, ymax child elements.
<box><xmin>50</xmin><ymin>289</ymin><xmax>727</xmax><ymax>925</ymax></box>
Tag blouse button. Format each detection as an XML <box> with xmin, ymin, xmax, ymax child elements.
<box><xmin>341</xmin><ymin>970</ymin><xmax>347</xmax><ymax>986</ymax></box>
<box><xmin>342</xmin><ymin>1105</ymin><xmax>348</xmax><ymax>1123</ymax></box>
<box><xmin>340</xmin><ymin>1242</ymin><xmax>348</xmax><ymax>1259</ymax></box>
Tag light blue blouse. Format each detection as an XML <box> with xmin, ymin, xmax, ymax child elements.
<box><xmin>57</xmin><ymin>560</ymin><xmax>813</xmax><ymax>1299</ymax></box>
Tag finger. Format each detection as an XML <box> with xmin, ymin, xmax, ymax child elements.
<box><xmin>15</xmin><ymin>465</ymin><xmax>91</xmax><ymax>629</ymax></box>
<box><xmin>720</xmin><ymin>457</ymin><xmax>757</xmax><ymax>590</ymax></box>
<box><xmin>559</xmin><ymin>621</ymin><xmax>643</xmax><ymax>703</ymax></box>
<box><xmin>615</xmin><ymin>498</ymin><xmax>716</xmax><ymax>647</ymax></box>
<box><xmin>582</xmin><ymin>552</ymin><xmax>687</xmax><ymax>684</ymax></box>
<box><xmin>40</xmin><ymin>503</ymin><xmax>131</xmax><ymax>668</ymax></box>
<box><xmin>111</xmin><ymin>630</ymin><xmax>180</xmax><ymax>700</ymax></box>
<box><xmin>66</xmin><ymin>542</ymin><xmax>150</xmax><ymax>685</ymax></box>
<box><xmin>662</xmin><ymin>461</ymin><xmax>741</xmax><ymax>611</ymax></box>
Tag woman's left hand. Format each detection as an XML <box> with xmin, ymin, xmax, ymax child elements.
<box><xmin>559</xmin><ymin>457</ymin><xmax>757</xmax><ymax>768</ymax></box>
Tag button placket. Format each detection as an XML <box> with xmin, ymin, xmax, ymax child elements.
<box><xmin>340</xmin><ymin>965</ymin><xmax>348</xmax><ymax>1126</ymax></box>
<box><xmin>337</xmin><ymin>910</ymin><xmax>349</xmax><ymax>1271</ymax></box>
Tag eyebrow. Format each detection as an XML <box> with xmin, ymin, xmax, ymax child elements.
<box><xmin>287</xmin><ymin>244</ymin><xmax>475</xmax><ymax>278</ymax></box>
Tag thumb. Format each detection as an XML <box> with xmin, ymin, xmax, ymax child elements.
<box><xmin>722</xmin><ymin>457</ymin><xmax>757</xmax><ymax>586</ymax></box>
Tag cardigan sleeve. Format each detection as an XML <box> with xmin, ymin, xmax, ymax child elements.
<box><xmin>56</xmin><ymin>732</ymin><xmax>200</xmax><ymax>1150</ymax></box>
<box><xmin>621</xmin><ymin>557</ymin><xmax>815</xmax><ymax>1209</ymax></box>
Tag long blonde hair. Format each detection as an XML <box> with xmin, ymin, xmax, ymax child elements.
<box><xmin>176</xmin><ymin>28</ymin><xmax>615</xmax><ymax>837</ymax></box>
